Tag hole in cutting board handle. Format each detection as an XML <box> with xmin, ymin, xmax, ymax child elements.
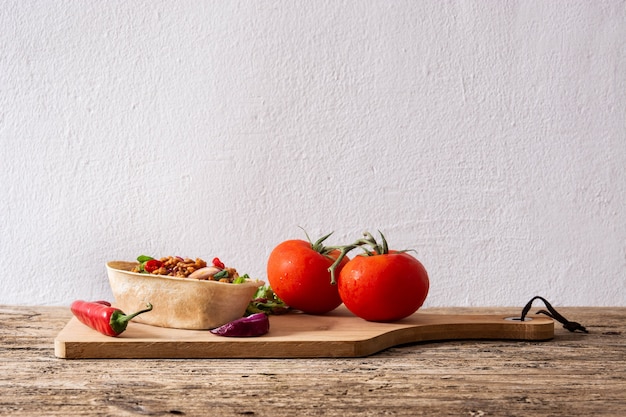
<box><xmin>504</xmin><ymin>317</ymin><xmax>533</xmax><ymax>321</ymax></box>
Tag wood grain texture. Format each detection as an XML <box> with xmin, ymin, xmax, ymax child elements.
<box><xmin>54</xmin><ymin>306</ymin><xmax>554</xmax><ymax>359</ymax></box>
<box><xmin>2</xmin><ymin>305</ymin><xmax>625</xmax><ymax>416</ymax></box>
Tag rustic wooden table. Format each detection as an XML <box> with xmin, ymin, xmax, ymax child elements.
<box><xmin>1</xmin><ymin>305</ymin><xmax>624</xmax><ymax>416</ymax></box>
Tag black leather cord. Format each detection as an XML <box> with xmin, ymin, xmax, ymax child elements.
<box><xmin>520</xmin><ymin>295</ymin><xmax>588</xmax><ymax>333</ymax></box>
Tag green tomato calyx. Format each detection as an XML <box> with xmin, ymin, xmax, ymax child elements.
<box><xmin>299</xmin><ymin>228</ymin><xmax>339</xmax><ymax>257</ymax></box>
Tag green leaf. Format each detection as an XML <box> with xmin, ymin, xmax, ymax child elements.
<box><xmin>233</xmin><ymin>274</ymin><xmax>248</xmax><ymax>284</ymax></box>
<box><xmin>213</xmin><ymin>269</ymin><xmax>229</xmax><ymax>280</ymax></box>
<box><xmin>245</xmin><ymin>285</ymin><xmax>289</xmax><ymax>316</ymax></box>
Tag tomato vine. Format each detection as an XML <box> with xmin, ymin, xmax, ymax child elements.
<box><xmin>327</xmin><ymin>230</ymin><xmax>412</xmax><ymax>284</ymax></box>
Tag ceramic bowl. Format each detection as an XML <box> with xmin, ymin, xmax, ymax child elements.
<box><xmin>106</xmin><ymin>261</ymin><xmax>263</xmax><ymax>330</ymax></box>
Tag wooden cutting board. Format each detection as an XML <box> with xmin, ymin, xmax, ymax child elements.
<box><xmin>54</xmin><ymin>306</ymin><xmax>554</xmax><ymax>359</ymax></box>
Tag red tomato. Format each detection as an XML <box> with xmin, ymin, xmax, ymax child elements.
<box><xmin>267</xmin><ymin>238</ymin><xmax>350</xmax><ymax>314</ymax></box>
<box><xmin>337</xmin><ymin>251</ymin><xmax>429</xmax><ymax>322</ymax></box>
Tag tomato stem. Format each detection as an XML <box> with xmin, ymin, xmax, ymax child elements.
<box><xmin>312</xmin><ymin>232</ymin><xmax>334</xmax><ymax>254</ymax></box>
<box><xmin>299</xmin><ymin>227</ymin><xmax>340</xmax><ymax>257</ymax></box>
<box><xmin>326</xmin><ymin>231</ymin><xmax>413</xmax><ymax>284</ymax></box>
<box><xmin>380</xmin><ymin>230</ymin><xmax>389</xmax><ymax>254</ymax></box>
<box><xmin>327</xmin><ymin>243</ymin><xmax>359</xmax><ymax>285</ymax></box>
<box><xmin>356</xmin><ymin>231</ymin><xmax>390</xmax><ymax>256</ymax></box>
<box><xmin>326</xmin><ymin>231</ymin><xmax>386</xmax><ymax>284</ymax></box>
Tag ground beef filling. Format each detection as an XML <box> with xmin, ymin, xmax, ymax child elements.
<box><xmin>132</xmin><ymin>256</ymin><xmax>240</xmax><ymax>283</ymax></box>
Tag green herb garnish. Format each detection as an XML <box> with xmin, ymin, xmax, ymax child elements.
<box><xmin>245</xmin><ymin>285</ymin><xmax>289</xmax><ymax>316</ymax></box>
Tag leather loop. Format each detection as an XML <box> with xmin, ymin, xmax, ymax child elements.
<box><xmin>520</xmin><ymin>296</ymin><xmax>588</xmax><ymax>333</ymax></box>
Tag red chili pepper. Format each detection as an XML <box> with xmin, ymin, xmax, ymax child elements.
<box><xmin>144</xmin><ymin>259</ymin><xmax>163</xmax><ymax>273</ymax></box>
<box><xmin>212</xmin><ymin>257</ymin><xmax>225</xmax><ymax>269</ymax></box>
<box><xmin>70</xmin><ymin>300</ymin><xmax>153</xmax><ymax>337</ymax></box>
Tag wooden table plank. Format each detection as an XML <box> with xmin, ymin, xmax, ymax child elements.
<box><xmin>1</xmin><ymin>305</ymin><xmax>624</xmax><ymax>416</ymax></box>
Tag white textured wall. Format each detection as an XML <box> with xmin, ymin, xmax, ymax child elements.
<box><xmin>1</xmin><ymin>0</ymin><xmax>624</xmax><ymax>307</ymax></box>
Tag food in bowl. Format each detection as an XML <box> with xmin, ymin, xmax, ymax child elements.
<box><xmin>106</xmin><ymin>256</ymin><xmax>263</xmax><ymax>330</ymax></box>
<box><xmin>132</xmin><ymin>255</ymin><xmax>242</xmax><ymax>282</ymax></box>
